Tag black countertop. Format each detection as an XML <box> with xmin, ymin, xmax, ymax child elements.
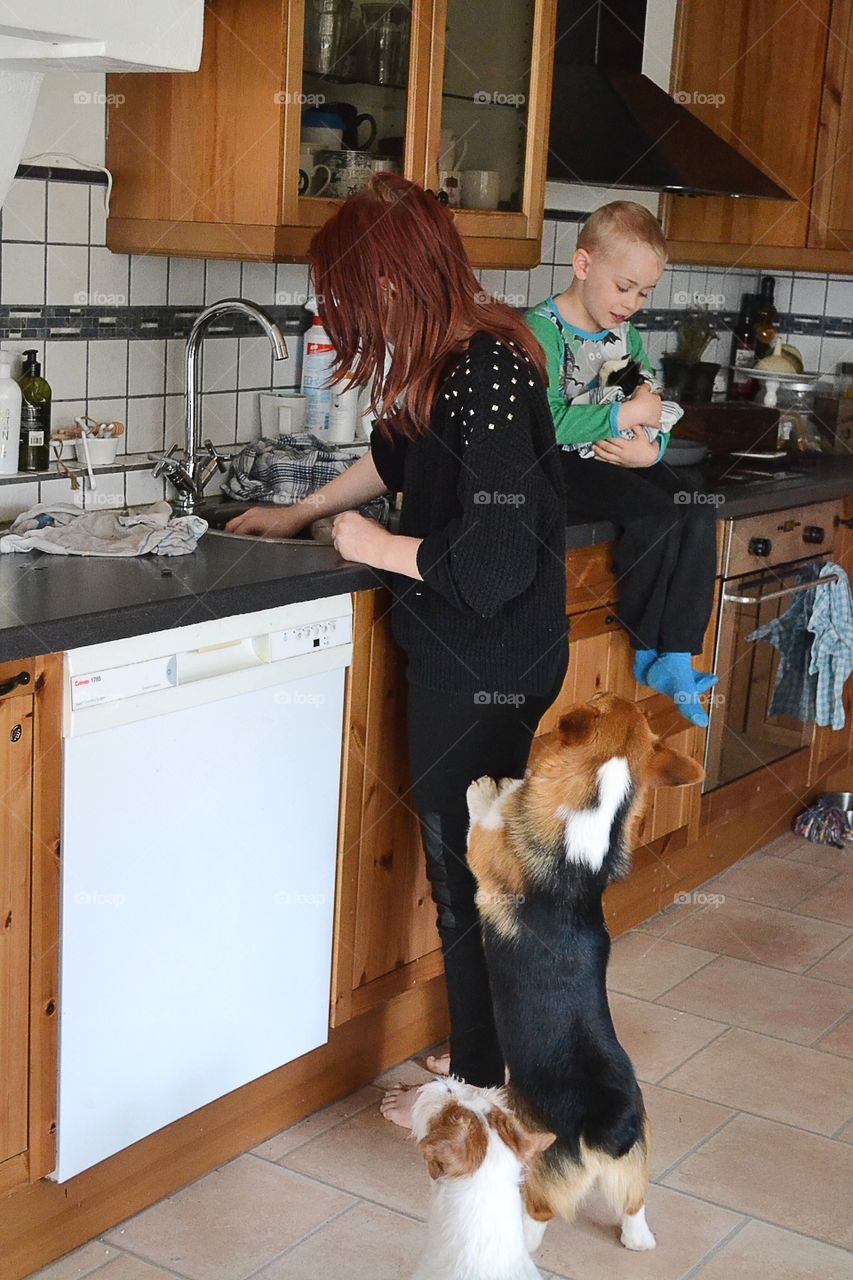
<box><xmin>2</xmin><ymin>455</ymin><xmax>852</xmax><ymax>663</ymax></box>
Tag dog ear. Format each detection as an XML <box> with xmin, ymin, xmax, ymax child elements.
<box><xmin>556</xmin><ymin>703</ymin><xmax>600</xmax><ymax>746</ymax></box>
<box><xmin>644</xmin><ymin>741</ymin><xmax>705</xmax><ymax>788</ymax></box>
<box><xmin>489</xmin><ymin>1108</ymin><xmax>557</xmax><ymax>1166</ymax></box>
<box><xmin>418</xmin><ymin>1103</ymin><xmax>489</xmax><ymax>1180</ymax></box>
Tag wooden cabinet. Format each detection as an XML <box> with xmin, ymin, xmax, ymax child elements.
<box><xmin>0</xmin><ymin>655</ymin><xmax>61</xmax><ymax>1196</ymax></box>
<box><xmin>662</xmin><ymin>0</ymin><xmax>853</xmax><ymax>273</ymax></box>
<box><xmin>106</xmin><ymin>0</ymin><xmax>557</xmax><ymax>267</ymax></box>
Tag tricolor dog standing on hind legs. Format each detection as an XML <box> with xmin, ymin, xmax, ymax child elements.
<box><xmin>466</xmin><ymin>692</ymin><xmax>705</xmax><ymax>1255</ymax></box>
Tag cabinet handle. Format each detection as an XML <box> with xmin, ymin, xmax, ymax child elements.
<box><xmin>605</xmin><ymin>614</ymin><xmax>618</xmax><ymax>625</ymax></box>
<box><xmin>0</xmin><ymin>670</ymin><xmax>31</xmax><ymax>698</ymax></box>
<box><xmin>834</xmin><ymin>514</ymin><xmax>853</xmax><ymax>529</ymax></box>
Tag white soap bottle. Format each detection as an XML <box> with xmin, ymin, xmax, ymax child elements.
<box><xmin>300</xmin><ymin>299</ymin><xmax>335</xmax><ymax>436</ymax></box>
<box><xmin>327</xmin><ymin>370</ymin><xmax>360</xmax><ymax>443</ymax></box>
<box><xmin>0</xmin><ymin>355</ymin><xmax>23</xmax><ymax>475</ymax></box>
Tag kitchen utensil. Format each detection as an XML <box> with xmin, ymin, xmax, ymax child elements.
<box><xmin>303</xmin><ymin>0</ymin><xmax>353</xmax><ymax>76</ymax></box>
<box><xmin>733</xmin><ymin>364</ymin><xmax>820</xmax><ymax>409</ymax></box>
<box><xmin>322</xmin><ymin>101</ymin><xmax>377</xmax><ymax>150</ymax></box>
<box><xmin>317</xmin><ymin>148</ymin><xmax>375</xmax><ymax>197</ymax></box>
<box><xmin>76</xmin><ymin>426</ymin><xmax>96</xmax><ymax>489</ymax></box>
<box><xmin>439</xmin><ymin>128</ymin><xmax>468</xmax><ymax>169</ymax></box>
<box><xmin>663</xmin><ymin>438</ymin><xmax>709</xmax><ymax>466</ymax></box>
<box><xmin>259</xmin><ymin>392</ymin><xmax>308</xmax><ymax>436</ymax></box>
<box><xmin>438</xmin><ymin>168</ymin><xmax>462</xmax><ymax>207</ymax></box>
<box><xmin>460</xmin><ymin>168</ymin><xmax>500</xmax><ymax>209</ymax></box>
<box><xmin>358</xmin><ymin>2</ymin><xmax>410</xmax><ymax>86</ymax></box>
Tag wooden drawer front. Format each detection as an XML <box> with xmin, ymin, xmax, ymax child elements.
<box><xmin>537</xmin><ymin>607</ymin><xmax>633</xmax><ymax>737</ymax></box>
<box><xmin>566</xmin><ymin>544</ymin><xmax>617</xmax><ymax>615</ymax></box>
<box><xmin>0</xmin><ymin>660</ymin><xmax>36</xmax><ymax>703</ymax></box>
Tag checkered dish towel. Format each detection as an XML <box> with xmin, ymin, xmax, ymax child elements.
<box><xmin>223</xmin><ymin>432</ymin><xmax>390</xmax><ymax>524</ymax></box>
<box><xmin>807</xmin><ymin>561</ymin><xmax>853</xmax><ymax>730</ymax></box>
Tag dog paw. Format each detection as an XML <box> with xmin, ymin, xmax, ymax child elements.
<box><xmin>620</xmin><ymin>1223</ymin><xmax>656</xmax><ymax>1251</ymax></box>
<box><xmin>466</xmin><ymin>775</ymin><xmax>499</xmax><ymax>823</ymax></box>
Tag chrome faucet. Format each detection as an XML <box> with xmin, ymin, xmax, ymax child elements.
<box><xmin>150</xmin><ymin>298</ymin><xmax>288</xmax><ymax>515</ymax></box>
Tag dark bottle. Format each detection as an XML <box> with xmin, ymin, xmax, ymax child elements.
<box><xmin>752</xmin><ymin>276</ymin><xmax>779</xmax><ymax>360</ymax></box>
<box><xmin>17</xmin><ymin>349</ymin><xmax>51</xmax><ymax>472</ymax></box>
<box><xmin>728</xmin><ymin>291</ymin><xmax>758</xmax><ymax>399</ymax></box>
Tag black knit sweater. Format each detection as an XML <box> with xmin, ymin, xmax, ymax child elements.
<box><xmin>370</xmin><ymin>332</ymin><xmax>569</xmax><ymax>696</ymax></box>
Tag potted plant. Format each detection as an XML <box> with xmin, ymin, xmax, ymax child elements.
<box><xmin>662</xmin><ymin>310</ymin><xmax>720</xmax><ymax>403</ymax></box>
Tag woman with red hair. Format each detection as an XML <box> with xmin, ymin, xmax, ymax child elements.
<box><xmin>228</xmin><ymin>176</ymin><xmax>568</xmax><ymax>1123</ymax></box>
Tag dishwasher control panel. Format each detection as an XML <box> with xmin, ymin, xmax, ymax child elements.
<box><xmin>268</xmin><ymin>613</ymin><xmax>353</xmax><ymax>662</ymax></box>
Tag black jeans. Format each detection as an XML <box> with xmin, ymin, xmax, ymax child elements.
<box><xmin>562</xmin><ymin>452</ymin><xmax>716</xmax><ymax>654</ymax></box>
<box><xmin>406</xmin><ymin>645</ymin><xmax>568</xmax><ymax>1087</ymax></box>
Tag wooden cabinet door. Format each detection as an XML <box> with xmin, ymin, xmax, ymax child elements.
<box><xmin>0</xmin><ymin>671</ymin><xmax>34</xmax><ymax>1167</ymax></box>
<box><xmin>664</xmin><ymin>0</ymin><xmax>830</xmax><ymax>251</ymax></box>
<box><xmin>809</xmin><ymin>0</ymin><xmax>853</xmax><ymax>250</ymax></box>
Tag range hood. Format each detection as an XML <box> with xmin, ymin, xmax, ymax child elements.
<box><xmin>0</xmin><ymin>1</ymin><xmax>204</xmax><ymax>213</ymax></box>
<box><xmin>548</xmin><ymin>0</ymin><xmax>791</xmax><ymax>199</ymax></box>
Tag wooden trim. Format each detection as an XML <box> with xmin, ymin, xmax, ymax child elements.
<box><xmin>521</xmin><ymin>0</ymin><xmax>558</xmax><ymax>241</ymax></box>
<box><xmin>565</xmin><ymin>543</ymin><xmax>617</xmax><ymax>614</ymax></box>
<box><xmin>807</xmin><ymin>0</ymin><xmax>853</xmax><ymax>250</ymax></box>
<box><xmin>280</xmin><ymin>0</ymin><xmax>304</xmax><ymax>229</ymax></box>
<box><xmin>107</xmin><ymin>218</ymin><xmax>282</xmax><ymax>261</ymax></box>
<box><xmin>27</xmin><ymin>654</ymin><xmax>63</xmax><ymax>1181</ymax></box>
<box><xmin>349</xmin><ymin>947</ymin><xmax>445</xmax><ymax>1019</ymax></box>
<box><xmin>665</xmin><ymin>237</ymin><xmax>853</xmax><ymax>274</ymax></box>
<box><xmin>0</xmin><ymin>973</ymin><xmax>449</xmax><ymax>1280</ymax></box>
<box><xmin>700</xmin><ymin>746</ymin><xmax>811</xmax><ymax>833</ymax></box>
<box><xmin>0</xmin><ymin>1153</ymin><xmax>29</xmax><ymax>1200</ymax></box>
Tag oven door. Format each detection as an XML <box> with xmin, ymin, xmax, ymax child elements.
<box><xmin>704</xmin><ymin>556</ymin><xmax>833</xmax><ymax>792</ymax></box>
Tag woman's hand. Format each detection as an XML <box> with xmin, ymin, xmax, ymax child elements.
<box><xmin>225</xmin><ymin>505</ymin><xmax>308</xmax><ymax>537</ymax></box>
<box><xmin>332</xmin><ymin>511</ymin><xmax>393</xmax><ymax>566</ymax></box>
<box><xmin>592</xmin><ymin>435</ymin><xmax>659</xmax><ymax>468</ymax></box>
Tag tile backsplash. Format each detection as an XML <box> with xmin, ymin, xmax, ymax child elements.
<box><xmin>2</xmin><ymin>172</ymin><xmax>852</xmax><ymax>524</ymax></box>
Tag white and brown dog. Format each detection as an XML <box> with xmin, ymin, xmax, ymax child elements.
<box><xmin>466</xmin><ymin>692</ymin><xmax>704</xmax><ymax>1253</ymax></box>
<box><xmin>411</xmin><ymin>1076</ymin><xmax>555</xmax><ymax>1280</ymax></box>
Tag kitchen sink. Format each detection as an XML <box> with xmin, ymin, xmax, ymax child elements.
<box><xmin>197</xmin><ymin>499</ymin><xmax>329</xmax><ymax>546</ymax></box>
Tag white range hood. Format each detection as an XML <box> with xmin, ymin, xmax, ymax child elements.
<box><xmin>0</xmin><ymin>0</ymin><xmax>204</xmax><ymax>209</ymax></box>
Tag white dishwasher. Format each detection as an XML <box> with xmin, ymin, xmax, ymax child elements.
<box><xmin>54</xmin><ymin>595</ymin><xmax>353</xmax><ymax>1183</ymax></box>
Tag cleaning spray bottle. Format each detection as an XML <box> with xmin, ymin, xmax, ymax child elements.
<box><xmin>300</xmin><ymin>299</ymin><xmax>335</xmax><ymax>436</ymax></box>
<box><xmin>0</xmin><ymin>355</ymin><xmax>22</xmax><ymax>475</ymax></box>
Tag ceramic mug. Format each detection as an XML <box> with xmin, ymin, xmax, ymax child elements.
<box><xmin>259</xmin><ymin>392</ymin><xmax>308</xmax><ymax>437</ymax></box>
<box><xmin>299</xmin><ymin>150</ymin><xmax>332</xmax><ymax>195</ymax></box>
<box><xmin>438</xmin><ymin>168</ymin><xmax>462</xmax><ymax>207</ymax></box>
<box><xmin>439</xmin><ymin>128</ymin><xmax>468</xmax><ymax>170</ymax></box>
<box><xmin>318</xmin><ymin>149</ymin><xmax>375</xmax><ymax>197</ymax></box>
<box><xmin>301</xmin><ymin>124</ymin><xmax>344</xmax><ymax>149</ymax></box>
<box><xmin>370</xmin><ymin>156</ymin><xmax>398</xmax><ymax>175</ymax></box>
<box><xmin>460</xmin><ymin>168</ymin><xmax>500</xmax><ymax>210</ymax></box>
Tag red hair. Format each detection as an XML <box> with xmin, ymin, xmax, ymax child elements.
<box><xmin>309</xmin><ymin>175</ymin><xmax>547</xmax><ymax>438</ymax></box>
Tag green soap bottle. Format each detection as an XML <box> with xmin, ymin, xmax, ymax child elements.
<box><xmin>17</xmin><ymin>348</ymin><xmax>51</xmax><ymax>472</ymax></box>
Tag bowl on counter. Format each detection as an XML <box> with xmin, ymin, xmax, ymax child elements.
<box><xmin>74</xmin><ymin>436</ymin><xmax>120</xmax><ymax>465</ymax></box>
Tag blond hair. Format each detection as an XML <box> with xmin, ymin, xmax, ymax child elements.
<box><xmin>577</xmin><ymin>201</ymin><xmax>667</xmax><ymax>263</ymax></box>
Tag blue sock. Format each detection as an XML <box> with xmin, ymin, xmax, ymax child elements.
<box><xmin>633</xmin><ymin>648</ymin><xmax>658</xmax><ymax>686</ymax></box>
<box><xmin>693</xmin><ymin>669</ymin><xmax>718</xmax><ymax>694</ymax></box>
<box><xmin>647</xmin><ymin>652</ymin><xmax>709</xmax><ymax>727</ymax></box>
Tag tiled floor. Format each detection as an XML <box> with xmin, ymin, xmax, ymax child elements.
<box><xmin>30</xmin><ymin>833</ymin><xmax>853</xmax><ymax>1280</ymax></box>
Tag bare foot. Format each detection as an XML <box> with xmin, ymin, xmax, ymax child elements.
<box><xmin>425</xmin><ymin>1053</ymin><xmax>451</xmax><ymax>1076</ymax></box>
<box><xmin>380</xmin><ymin>1085</ymin><xmax>419</xmax><ymax>1129</ymax></box>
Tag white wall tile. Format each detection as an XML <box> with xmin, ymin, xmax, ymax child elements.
<box><xmin>89</xmin><ymin>187</ymin><xmax>107</xmax><ymax>246</ymax></box>
<box><xmin>47</xmin><ymin>244</ymin><xmax>89</xmax><ymax>304</ymax></box>
<box><xmin>82</xmin><ymin>475</ymin><xmax>125</xmax><ymax>510</ymax></box>
<box><xmin>0</xmin><ymin>480</ymin><xmax>39</xmax><ymax>522</ymax></box>
<box><xmin>2</xmin><ymin>179</ymin><xmax>46</xmax><ymax>242</ymax></box>
<box><xmin>86</xmin><ymin>398</ymin><xmax>127</xmax><ymax>439</ymax></box>
<box><xmin>818</xmin><ymin>335</ymin><xmax>853</xmax><ymax>376</ymax></box>
<box><xmin>51</xmin><ymin>400</ymin><xmax>87</xmax><ymax>433</ymax></box>
<box><xmin>168</xmin><ymin>257</ymin><xmax>204</xmax><ymax>305</ymax></box>
<box><xmin>273</xmin><ymin>346</ymin><xmax>300</xmax><ymax>388</ymax></box>
<box><xmin>165</xmin><ymin>339</ymin><xmax>186</xmax><ymax>396</ymax></box>
<box><xmin>527</xmin><ymin>263</ymin><xmax>553</xmax><ymax>306</ymax></box>
<box><xmin>201</xmin><ymin>391</ymin><xmax>237</xmax><ymax>443</ymax></box>
<box><xmin>275</xmin><ymin>263</ymin><xmax>311</xmax><ymax>306</ymax></box>
<box><xmin>88</xmin><ymin>341</ymin><xmax>128</xmax><ymax>399</ymax></box>
<box><xmin>1</xmin><ymin>340</ymin><xmax>44</xmax><ymax>376</ymax></box>
<box><xmin>242</xmin><ymin>261</ymin><xmax>277</xmax><ymax>305</ymax></box>
<box><xmin>126</xmin><ymin>397</ymin><xmax>165</xmax><ymax>454</ymax></box>
<box><xmin>45</xmin><ymin>341</ymin><xmax>87</xmax><ymax>401</ymax></box>
<box><xmin>553</xmin><ymin>221</ymin><xmax>578</xmax><ymax>266</ymax></box>
<box><xmin>89</xmin><ymin>247</ymin><xmax>129</xmax><ymax>306</ymax></box>
<box><xmin>825</xmin><ymin>277</ymin><xmax>853</xmax><ymax>318</ymax></box>
<box><xmin>539</xmin><ymin>219</ymin><xmax>557</xmax><ymax>265</ymax></box>
<box><xmin>1</xmin><ymin>241</ymin><xmax>45</xmax><ymax>303</ymax></box>
<box><xmin>791</xmin><ymin>273</ymin><xmax>828</xmax><ymax>315</ymax></box>
<box><xmin>128</xmin><ymin>340</ymin><xmax>167</xmax><ymax>397</ymax></box>
<box><xmin>130</xmin><ymin>254</ymin><xmax>168</xmax><ymax>306</ymax></box>
<box><xmin>503</xmin><ymin>269</ymin><xmax>529</xmax><ymax>307</ymax></box>
<box><xmin>236</xmin><ymin>390</ymin><xmax>261</xmax><ymax>442</ymax></box>
<box><xmin>238</xmin><ymin>336</ymin><xmax>273</xmax><ymax>389</ymax></box>
<box><xmin>47</xmin><ymin>183</ymin><xmax>90</xmax><ymax>244</ymax></box>
<box><xmin>205</xmin><ymin>260</ymin><xmax>241</xmax><ymax>303</ymax></box>
<box><xmin>202</xmin><ymin>337</ymin><xmax>239</xmax><ymax>392</ymax></box>
<box><xmin>479</xmin><ymin>269</ymin><xmax>505</xmax><ymax>298</ymax></box>
<box><xmin>164</xmin><ymin>395</ymin><xmax>185</xmax><ymax>450</ymax></box>
<box><xmin>126</xmin><ymin>469</ymin><xmax>166</xmax><ymax>507</ymax></box>
<box><xmin>39</xmin><ymin>473</ymin><xmax>82</xmax><ymax>507</ymax></box>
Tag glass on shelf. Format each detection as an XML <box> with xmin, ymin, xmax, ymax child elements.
<box><xmin>299</xmin><ymin>1</ymin><xmax>413</xmax><ymax>199</ymax></box>
<box><xmin>436</xmin><ymin>0</ymin><xmax>534</xmax><ymax>213</ymax></box>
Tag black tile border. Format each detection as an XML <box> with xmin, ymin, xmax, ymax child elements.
<box><xmin>0</xmin><ymin>304</ymin><xmax>308</xmax><ymax>342</ymax></box>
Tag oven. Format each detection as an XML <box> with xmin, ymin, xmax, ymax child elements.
<box><xmin>704</xmin><ymin>501</ymin><xmax>843</xmax><ymax>792</ymax></box>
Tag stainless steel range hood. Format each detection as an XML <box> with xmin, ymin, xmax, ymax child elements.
<box><xmin>547</xmin><ymin>0</ymin><xmax>791</xmax><ymax>199</ymax></box>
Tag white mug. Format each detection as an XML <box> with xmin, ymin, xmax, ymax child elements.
<box><xmin>259</xmin><ymin>392</ymin><xmax>308</xmax><ymax>437</ymax></box>
<box><xmin>460</xmin><ymin>168</ymin><xmax>500</xmax><ymax>210</ymax></box>
<box><xmin>301</xmin><ymin>124</ymin><xmax>343</xmax><ymax>149</ymax></box>
<box><xmin>438</xmin><ymin>168</ymin><xmax>462</xmax><ymax>208</ymax></box>
<box><xmin>439</xmin><ymin>128</ymin><xmax>467</xmax><ymax>170</ymax></box>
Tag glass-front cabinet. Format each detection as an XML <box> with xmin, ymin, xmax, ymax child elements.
<box><xmin>107</xmin><ymin>0</ymin><xmax>557</xmax><ymax>266</ymax></box>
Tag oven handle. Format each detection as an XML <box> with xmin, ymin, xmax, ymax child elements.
<box><xmin>723</xmin><ymin>573</ymin><xmax>839</xmax><ymax>606</ymax></box>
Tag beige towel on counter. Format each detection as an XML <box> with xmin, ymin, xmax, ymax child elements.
<box><xmin>0</xmin><ymin>501</ymin><xmax>207</xmax><ymax>556</ymax></box>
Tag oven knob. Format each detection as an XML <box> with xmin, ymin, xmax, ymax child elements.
<box><xmin>803</xmin><ymin>525</ymin><xmax>825</xmax><ymax>544</ymax></box>
<box><xmin>748</xmin><ymin>537</ymin><xmax>772</xmax><ymax>557</ymax></box>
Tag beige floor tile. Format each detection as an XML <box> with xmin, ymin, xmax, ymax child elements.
<box><xmin>609</xmin><ymin>993</ymin><xmax>726</xmax><ymax>1083</ymax></box>
<box><xmin>661</xmin><ymin>1112</ymin><xmax>853</xmax><ymax>1250</ymax></box>
<box><xmin>662</xmin><ymin>1026</ymin><xmax>853</xmax><ymax>1135</ymax></box>
<box><xmin>836</xmin><ymin>1118</ymin><xmax>853</xmax><ymax>1144</ymax></box>
<box><xmin>536</xmin><ymin>1183</ymin><xmax>742</xmax><ymax>1280</ymax></box>
<box><xmin>282</xmin><ymin>1095</ymin><xmax>431</xmax><ymax>1219</ymax></box>
<box><xmin>25</xmin><ymin>1243</ymin><xmax>120</xmax><ymax>1280</ymax></box>
<box><xmin>607</xmin><ymin>932</ymin><xmax>716</xmax><ymax>1000</ymax></box>
<box><xmin>252</xmin><ymin>1201</ymin><xmax>425</xmax><ymax>1280</ymax></box>
<box><xmin>806</xmin><ymin>934</ymin><xmax>853</xmax><ymax>986</ymax></box>
<box><xmin>705</xmin><ymin>854</ymin><xmax>836</xmax><ymax>909</ymax></box>
<box><xmin>251</xmin><ymin>1086</ymin><xmax>382</xmax><ymax>1160</ymax></box>
<box><xmin>103</xmin><ymin>1154</ymin><xmax>353</xmax><ymax>1280</ymax></box>
<box><xmin>815</xmin><ymin>1012</ymin><xmax>853</xmax><ymax>1058</ymax></box>
<box><xmin>657</xmin><ymin>955</ymin><xmax>853</xmax><ymax>1044</ymax></box>
<box><xmin>641</xmin><ymin>1084</ymin><xmax>734</xmax><ymax>1178</ymax></box>
<box><xmin>76</xmin><ymin>1257</ymin><xmax>185</xmax><ymax>1280</ymax></box>
<box><xmin>635</xmin><ymin>898</ymin><xmax>705</xmax><ymax>938</ymax></box>
<box><xmin>775</xmin><ymin>834</ymin><xmax>851</xmax><ymax>873</ymax></box>
<box><xmin>690</xmin><ymin>1218</ymin><xmax>853</xmax><ymax>1280</ymax></box>
<box><xmin>371</xmin><ymin>1058</ymin><xmax>435</xmax><ymax>1090</ymax></box>
<box><xmin>637</xmin><ymin>896</ymin><xmax>848</xmax><ymax>973</ymax></box>
<box><xmin>795</xmin><ymin>873</ymin><xmax>853</xmax><ymax>926</ymax></box>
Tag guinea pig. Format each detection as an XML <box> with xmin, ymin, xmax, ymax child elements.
<box><xmin>598</xmin><ymin>356</ymin><xmax>647</xmax><ymax>398</ymax></box>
